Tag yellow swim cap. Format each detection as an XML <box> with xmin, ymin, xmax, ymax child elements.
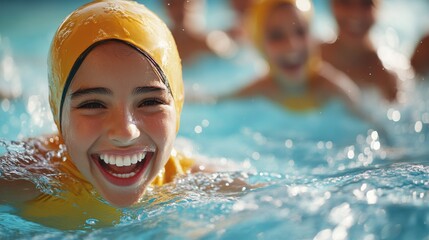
<box><xmin>247</xmin><ymin>0</ymin><xmax>319</xmax><ymax>78</ymax></box>
<box><xmin>248</xmin><ymin>0</ymin><xmax>313</xmax><ymax>53</ymax></box>
<box><xmin>48</xmin><ymin>0</ymin><xmax>183</xmax><ymax>133</ymax></box>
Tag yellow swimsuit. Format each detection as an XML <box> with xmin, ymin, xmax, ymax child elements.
<box><xmin>277</xmin><ymin>69</ymin><xmax>322</xmax><ymax>112</ymax></box>
<box><xmin>18</xmin><ymin>136</ymin><xmax>193</xmax><ymax>230</ymax></box>
<box><xmin>281</xmin><ymin>90</ymin><xmax>321</xmax><ymax>112</ymax></box>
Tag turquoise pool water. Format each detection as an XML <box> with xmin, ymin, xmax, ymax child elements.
<box><xmin>1</xmin><ymin>0</ymin><xmax>429</xmax><ymax>239</ymax></box>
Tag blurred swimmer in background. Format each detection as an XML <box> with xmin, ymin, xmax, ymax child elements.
<box><xmin>218</xmin><ymin>0</ymin><xmax>393</xmax><ymax>143</ymax></box>
<box><xmin>224</xmin><ymin>0</ymin><xmax>361</xmax><ymax>113</ymax></box>
<box><xmin>320</xmin><ymin>0</ymin><xmax>401</xmax><ymax>102</ymax></box>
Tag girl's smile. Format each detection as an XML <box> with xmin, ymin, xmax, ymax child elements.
<box><xmin>94</xmin><ymin>147</ymin><xmax>155</xmax><ymax>186</ymax></box>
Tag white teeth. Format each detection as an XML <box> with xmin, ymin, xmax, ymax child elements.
<box><xmin>99</xmin><ymin>152</ymin><xmax>148</xmax><ymax>167</ymax></box>
<box><xmin>110</xmin><ymin>171</ymin><xmax>137</xmax><ymax>178</ymax></box>
<box><xmin>115</xmin><ymin>156</ymin><xmax>124</xmax><ymax>167</ymax></box>
<box><xmin>131</xmin><ymin>154</ymin><xmax>138</xmax><ymax>164</ymax></box>
<box><xmin>102</xmin><ymin>154</ymin><xmax>109</xmax><ymax>165</ymax></box>
<box><xmin>123</xmin><ymin>156</ymin><xmax>131</xmax><ymax>166</ymax></box>
<box><xmin>109</xmin><ymin>155</ymin><xmax>115</xmax><ymax>165</ymax></box>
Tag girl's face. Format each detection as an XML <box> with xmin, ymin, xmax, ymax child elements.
<box><xmin>61</xmin><ymin>41</ymin><xmax>177</xmax><ymax>207</ymax></box>
<box><xmin>331</xmin><ymin>0</ymin><xmax>377</xmax><ymax>39</ymax></box>
<box><xmin>262</xmin><ymin>4</ymin><xmax>310</xmax><ymax>82</ymax></box>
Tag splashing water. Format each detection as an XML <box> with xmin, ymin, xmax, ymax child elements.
<box><xmin>1</xmin><ymin>1</ymin><xmax>429</xmax><ymax>238</ymax></box>
<box><xmin>3</xmin><ymin>161</ymin><xmax>429</xmax><ymax>239</ymax></box>
<box><xmin>3</xmin><ymin>77</ymin><xmax>428</xmax><ymax>239</ymax></box>
<box><xmin>1</xmin><ymin>66</ymin><xmax>429</xmax><ymax>240</ymax></box>
<box><xmin>0</xmin><ymin>138</ymin><xmax>66</xmax><ymax>196</ymax></box>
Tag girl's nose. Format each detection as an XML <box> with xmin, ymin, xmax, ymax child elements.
<box><xmin>108</xmin><ymin>109</ymin><xmax>140</xmax><ymax>146</ymax></box>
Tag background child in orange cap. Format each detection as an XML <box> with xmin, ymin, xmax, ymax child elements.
<box><xmin>225</xmin><ymin>0</ymin><xmax>361</xmax><ymax>113</ymax></box>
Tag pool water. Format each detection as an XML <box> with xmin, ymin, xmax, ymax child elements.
<box><xmin>1</xmin><ymin>0</ymin><xmax>429</xmax><ymax>239</ymax></box>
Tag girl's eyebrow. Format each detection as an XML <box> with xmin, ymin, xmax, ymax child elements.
<box><xmin>70</xmin><ymin>87</ymin><xmax>112</xmax><ymax>99</ymax></box>
<box><xmin>70</xmin><ymin>86</ymin><xmax>166</xmax><ymax>99</ymax></box>
<box><xmin>132</xmin><ymin>86</ymin><xmax>166</xmax><ymax>95</ymax></box>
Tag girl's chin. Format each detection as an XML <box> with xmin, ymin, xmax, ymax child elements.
<box><xmin>91</xmin><ymin>163</ymin><xmax>154</xmax><ymax>207</ymax></box>
<box><xmin>99</xmin><ymin>186</ymin><xmax>147</xmax><ymax>207</ymax></box>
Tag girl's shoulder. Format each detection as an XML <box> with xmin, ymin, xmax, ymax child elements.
<box><xmin>313</xmin><ymin>62</ymin><xmax>360</xmax><ymax>103</ymax></box>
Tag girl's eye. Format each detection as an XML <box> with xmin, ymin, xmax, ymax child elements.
<box><xmin>138</xmin><ymin>98</ymin><xmax>165</xmax><ymax>107</ymax></box>
<box><xmin>76</xmin><ymin>101</ymin><xmax>106</xmax><ymax>109</ymax></box>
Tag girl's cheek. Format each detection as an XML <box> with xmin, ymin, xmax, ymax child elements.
<box><xmin>141</xmin><ymin>115</ymin><xmax>173</xmax><ymax>137</ymax></box>
<box><xmin>68</xmin><ymin>115</ymin><xmax>105</xmax><ymax>140</ymax></box>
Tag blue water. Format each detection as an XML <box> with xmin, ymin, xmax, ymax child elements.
<box><xmin>1</xmin><ymin>0</ymin><xmax>429</xmax><ymax>239</ymax></box>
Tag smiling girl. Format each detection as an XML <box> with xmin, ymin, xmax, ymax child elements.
<box><xmin>0</xmin><ymin>0</ymin><xmax>195</xmax><ymax>229</ymax></box>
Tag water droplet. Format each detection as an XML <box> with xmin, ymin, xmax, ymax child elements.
<box><xmin>414</xmin><ymin>121</ymin><xmax>423</xmax><ymax>133</ymax></box>
<box><xmin>201</xmin><ymin>119</ymin><xmax>209</xmax><ymax>127</ymax></box>
<box><xmin>284</xmin><ymin>139</ymin><xmax>293</xmax><ymax>148</ymax></box>
<box><xmin>194</xmin><ymin>125</ymin><xmax>202</xmax><ymax>134</ymax></box>
<box><xmin>85</xmin><ymin>218</ymin><xmax>99</xmax><ymax>225</ymax></box>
